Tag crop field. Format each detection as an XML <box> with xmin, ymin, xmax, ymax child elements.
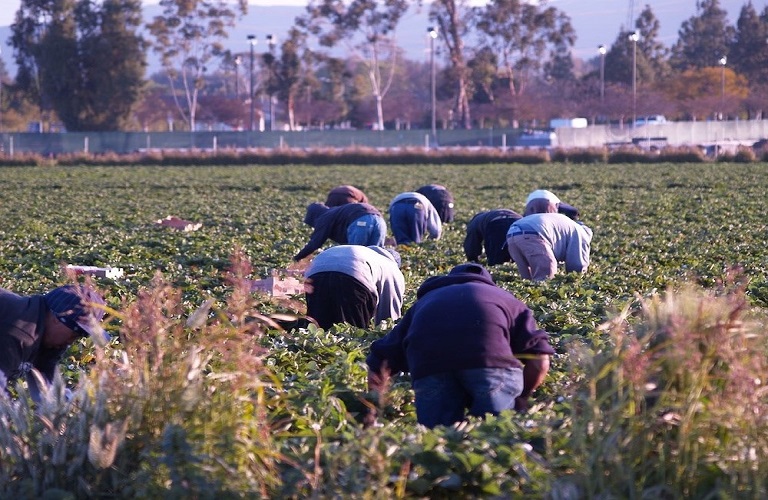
<box><xmin>1</xmin><ymin>161</ymin><xmax>767</xmax><ymax>497</ymax></box>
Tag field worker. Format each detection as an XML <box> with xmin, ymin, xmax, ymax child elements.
<box><xmin>463</xmin><ymin>209</ymin><xmax>523</xmax><ymax>266</ymax></box>
<box><xmin>0</xmin><ymin>285</ymin><xmax>108</xmax><ymax>401</ymax></box>
<box><xmin>304</xmin><ymin>245</ymin><xmax>405</xmax><ymax>329</ymax></box>
<box><xmin>507</xmin><ymin>190</ymin><xmax>593</xmax><ymax>281</ymax></box>
<box><xmin>388</xmin><ymin>191</ymin><xmax>442</xmax><ymax>245</ymax></box>
<box><xmin>523</xmin><ymin>188</ymin><xmax>581</xmax><ymax>220</ymax></box>
<box><xmin>365</xmin><ymin>263</ymin><xmax>554</xmax><ymax>428</ymax></box>
<box><xmin>415</xmin><ymin>184</ymin><xmax>456</xmax><ymax>223</ymax></box>
<box><xmin>294</xmin><ymin>202</ymin><xmax>387</xmax><ymax>261</ymax></box>
<box><xmin>325</xmin><ymin>185</ymin><xmax>369</xmax><ymax>207</ymax></box>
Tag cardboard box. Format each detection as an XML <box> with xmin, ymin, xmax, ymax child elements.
<box><xmin>65</xmin><ymin>265</ymin><xmax>124</xmax><ymax>279</ymax></box>
<box><xmin>155</xmin><ymin>216</ymin><xmax>202</xmax><ymax>232</ymax></box>
<box><xmin>251</xmin><ymin>270</ymin><xmax>304</xmax><ymax>297</ymax></box>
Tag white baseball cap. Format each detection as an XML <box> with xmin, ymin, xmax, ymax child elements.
<box><xmin>526</xmin><ymin>189</ymin><xmax>560</xmax><ymax>205</ymax></box>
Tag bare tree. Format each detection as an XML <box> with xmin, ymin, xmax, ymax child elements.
<box><xmin>147</xmin><ymin>0</ymin><xmax>247</xmax><ymax>131</ymax></box>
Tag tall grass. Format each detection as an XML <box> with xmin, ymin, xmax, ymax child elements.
<box><xmin>2</xmin><ymin>257</ymin><xmax>767</xmax><ymax>497</ymax></box>
<box><xmin>556</xmin><ymin>271</ymin><xmax>768</xmax><ymax>498</ymax></box>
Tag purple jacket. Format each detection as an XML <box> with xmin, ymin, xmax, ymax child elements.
<box><xmin>367</xmin><ymin>264</ymin><xmax>554</xmax><ymax>381</ymax></box>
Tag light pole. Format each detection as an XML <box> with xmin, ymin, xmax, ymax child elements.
<box><xmin>719</xmin><ymin>55</ymin><xmax>727</xmax><ymax>120</ymax></box>
<box><xmin>598</xmin><ymin>44</ymin><xmax>606</xmax><ymax>104</ymax></box>
<box><xmin>234</xmin><ymin>55</ymin><xmax>242</xmax><ymax>99</ymax></box>
<box><xmin>266</xmin><ymin>34</ymin><xmax>277</xmax><ymax>132</ymax></box>
<box><xmin>247</xmin><ymin>35</ymin><xmax>257</xmax><ymax>132</ymax></box>
<box><xmin>629</xmin><ymin>32</ymin><xmax>639</xmax><ymax>126</ymax></box>
<box><xmin>428</xmin><ymin>26</ymin><xmax>438</xmax><ymax>146</ymax></box>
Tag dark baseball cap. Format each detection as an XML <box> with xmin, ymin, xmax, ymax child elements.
<box><xmin>44</xmin><ymin>285</ymin><xmax>109</xmax><ymax>343</ymax></box>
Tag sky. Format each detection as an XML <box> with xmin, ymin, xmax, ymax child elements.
<box><xmin>1</xmin><ymin>0</ymin><xmax>746</xmax><ymax>60</ymax></box>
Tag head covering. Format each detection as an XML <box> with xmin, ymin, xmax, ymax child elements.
<box><xmin>303</xmin><ymin>202</ymin><xmax>329</xmax><ymax>227</ymax></box>
<box><xmin>525</xmin><ymin>189</ymin><xmax>560</xmax><ymax>205</ymax></box>
<box><xmin>44</xmin><ymin>285</ymin><xmax>109</xmax><ymax>342</ymax></box>
<box><xmin>449</xmin><ymin>263</ymin><xmax>493</xmax><ymax>281</ymax></box>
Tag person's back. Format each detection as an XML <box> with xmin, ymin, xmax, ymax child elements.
<box><xmin>464</xmin><ymin>209</ymin><xmax>521</xmax><ymax>265</ymax></box>
<box><xmin>389</xmin><ymin>192</ymin><xmax>442</xmax><ymax>245</ymax></box>
<box><xmin>295</xmin><ymin>203</ymin><xmax>386</xmax><ymax>261</ymax></box>
<box><xmin>305</xmin><ymin>245</ymin><xmax>404</xmax><ymax>328</ymax></box>
<box><xmin>415</xmin><ymin>184</ymin><xmax>455</xmax><ymax>223</ymax></box>
<box><xmin>366</xmin><ymin>264</ymin><xmax>554</xmax><ymax>428</ymax></box>
<box><xmin>507</xmin><ymin>212</ymin><xmax>593</xmax><ymax>280</ymax></box>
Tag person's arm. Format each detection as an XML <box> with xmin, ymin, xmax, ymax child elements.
<box><xmin>293</xmin><ymin>227</ymin><xmax>327</xmax><ymax>261</ymax></box>
<box><xmin>426</xmin><ymin>205</ymin><xmax>442</xmax><ymax>240</ymax></box>
<box><xmin>463</xmin><ymin>215</ymin><xmax>483</xmax><ymax>262</ymax></box>
<box><xmin>563</xmin><ymin>224</ymin><xmax>593</xmax><ymax>273</ymax></box>
<box><xmin>515</xmin><ymin>354</ymin><xmax>550</xmax><ymax>411</ymax></box>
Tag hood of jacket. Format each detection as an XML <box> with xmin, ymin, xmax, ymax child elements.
<box><xmin>304</xmin><ymin>202</ymin><xmax>330</xmax><ymax>227</ymax></box>
<box><xmin>416</xmin><ymin>263</ymin><xmax>495</xmax><ymax>299</ymax></box>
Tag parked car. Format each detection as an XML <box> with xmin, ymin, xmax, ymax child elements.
<box><xmin>634</xmin><ymin>115</ymin><xmax>668</xmax><ymax>127</ymax></box>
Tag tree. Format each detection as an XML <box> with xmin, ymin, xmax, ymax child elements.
<box><xmin>635</xmin><ymin>5</ymin><xmax>670</xmax><ymax>84</ymax></box>
<box><xmin>429</xmin><ymin>0</ymin><xmax>473</xmax><ymax>129</ymax></box>
<box><xmin>298</xmin><ymin>0</ymin><xmax>410</xmax><ymax>131</ymax></box>
<box><xmin>10</xmin><ymin>0</ymin><xmax>146</xmax><ymax>131</ymax></box>
<box><xmin>271</xmin><ymin>28</ymin><xmax>311</xmax><ymax>132</ymax></box>
<box><xmin>670</xmin><ymin>0</ymin><xmax>735</xmax><ymax>70</ymax></box>
<box><xmin>147</xmin><ymin>0</ymin><xmax>247</xmax><ymax>132</ymax></box>
<box><xmin>474</xmin><ymin>0</ymin><xmax>575</xmax><ymax>97</ymax></box>
<box><xmin>729</xmin><ymin>3</ymin><xmax>768</xmax><ymax>86</ymax></box>
<box><xmin>664</xmin><ymin>67</ymin><xmax>748</xmax><ymax>119</ymax></box>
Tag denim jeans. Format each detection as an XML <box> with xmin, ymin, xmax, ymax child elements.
<box><xmin>346</xmin><ymin>214</ymin><xmax>386</xmax><ymax>247</ymax></box>
<box><xmin>412</xmin><ymin>367</ymin><xmax>524</xmax><ymax>428</ymax></box>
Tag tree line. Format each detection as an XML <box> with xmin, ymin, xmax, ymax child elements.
<box><xmin>1</xmin><ymin>0</ymin><xmax>766</xmax><ymax>133</ymax></box>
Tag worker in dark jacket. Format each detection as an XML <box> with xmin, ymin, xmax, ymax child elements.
<box><xmin>415</xmin><ymin>184</ymin><xmax>455</xmax><ymax>223</ymax></box>
<box><xmin>0</xmin><ymin>285</ymin><xmax>108</xmax><ymax>401</ymax></box>
<box><xmin>464</xmin><ymin>209</ymin><xmax>523</xmax><ymax>265</ymax></box>
<box><xmin>294</xmin><ymin>202</ymin><xmax>387</xmax><ymax>261</ymax></box>
<box><xmin>325</xmin><ymin>185</ymin><xmax>369</xmax><ymax>207</ymax></box>
<box><xmin>366</xmin><ymin>263</ymin><xmax>554</xmax><ymax>428</ymax></box>
<box><xmin>388</xmin><ymin>192</ymin><xmax>442</xmax><ymax>245</ymax></box>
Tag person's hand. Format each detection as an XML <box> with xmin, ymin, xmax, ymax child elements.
<box><xmin>514</xmin><ymin>396</ymin><xmax>530</xmax><ymax>412</ymax></box>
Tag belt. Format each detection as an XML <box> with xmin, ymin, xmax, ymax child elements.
<box><xmin>509</xmin><ymin>229</ymin><xmax>539</xmax><ymax>236</ymax></box>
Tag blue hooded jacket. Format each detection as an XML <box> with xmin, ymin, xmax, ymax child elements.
<box><xmin>367</xmin><ymin>264</ymin><xmax>554</xmax><ymax>381</ymax></box>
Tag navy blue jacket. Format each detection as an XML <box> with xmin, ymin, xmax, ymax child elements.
<box><xmin>464</xmin><ymin>209</ymin><xmax>522</xmax><ymax>265</ymax></box>
<box><xmin>0</xmin><ymin>290</ymin><xmax>63</xmax><ymax>387</ymax></box>
<box><xmin>294</xmin><ymin>203</ymin><xmax>382</xmax><ymax>261</ymax></box>
<box><xmin>416</xmin><ymin>184</ymin><xmax>455</xmax><ymax>223</ymax></box>
<box><xmin>367</xmin><ymin>264</ymin><xmax>554</xmax><ymax>381</ymax></box>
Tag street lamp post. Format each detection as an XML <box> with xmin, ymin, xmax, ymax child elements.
<box><xmin>234</xmin><ymin>55</ymin><xmax>242</xmax><ymax>99</ymax></box>
<box><xmin>719</xmin><ymin>55</ymin><xmax>727</xmax><ymax>120</ymax></box>
<box><xmin>428</xmin><ymin>27</ymin><xmax>438</xmax><ymax>146</ymax></box>
<box><xmin>267</xmin><ymin>34</ymin><xmax>277</xmax><ymax>132</ymax></box>
<box><xmin>629</xmin><ymin>32</ymin><xmax>639</xmax><ymax>126</ymax></box>
<box><xmin>598</xmin><ymin>44</ymin><xmax>606</xmax><ymax>104</ymax></box>
<box><xmin>247</xmin><ymin>35</ymin><xmax>257</xmax><ymax>132</ymax></box>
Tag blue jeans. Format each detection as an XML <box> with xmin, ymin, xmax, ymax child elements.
<box><xmin>412</xmin><ymin>367</ymin><xmax>524</xmax><ymax>428</ymax></box>
<box><xmin>389</xmin><ymin>199</ymin><xmax>427</xmax><ymax>245</ymax></box>
<box><xmin>346</xmin><ymin>214</ymin><xmax>386</xmax><ymax>247</ymax></box>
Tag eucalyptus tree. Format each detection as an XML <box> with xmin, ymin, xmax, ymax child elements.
<box><xmin>428</xmin><ymin>0</ymin><xmax>473</xmax><ymax>129</ymax></box>
<box><xmin>634</xmin><ymin>5</ymin><xmax>670</xmax><ymax>84</ymax></box>
<box><xmin>273</xmin><ymin>28</ymin><xmax>314</xmax><ymax>131</ymax></box>
<box><xmin>10</xmin><ymin>0</ymin><xmax>146</xmax><ymax>131</ymax></box>
<box><xmin>670</xmin><ymin>0</ymin><xmax>735</xmax><ymax>70</ymax></box>
<box><xmin>298</xmin><ymin>0</ymin><xmax>410</xmax><ymax>131</ymax></box>
<box><xmin>146</xmin><ymin>0</ymin><xmax>247</xmax><ymax>131</ymax></box>
<box><xmin>473</xmin><ymin>0</ymin><xmax>575</xmax><ymax>97</ymax></box>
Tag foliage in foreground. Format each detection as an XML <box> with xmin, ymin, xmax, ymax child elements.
<box><xmin>1</xmin><ymin>261</ymin><xmax>766</xmax><ymax>498</ymax></box>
